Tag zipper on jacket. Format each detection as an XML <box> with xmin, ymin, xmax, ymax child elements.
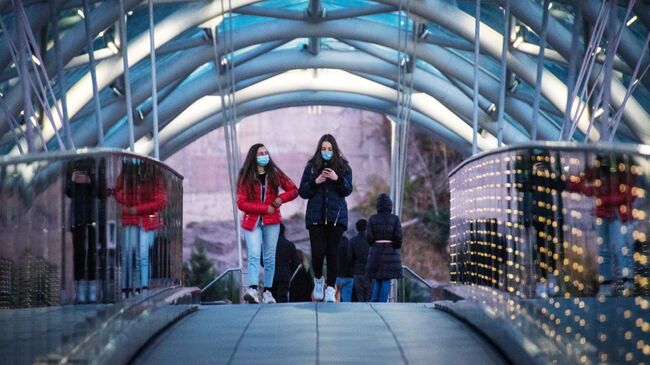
<box><xmin>333</xmin><ymin>206</ymin><xmax>341</xmax><ymax>226</ymax></box>
<box><xmin>259</xmin><ymin>177</ymin><xmax>265</xmax><ymax>226</ymax></box>
<box><xmin>324</xmin><ymin>182</ymin><xmax>328</xmax><ymax>225</ymax></box>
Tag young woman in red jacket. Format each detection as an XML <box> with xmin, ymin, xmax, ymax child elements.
<box><xmin>115</xmin><ymin>159</ymin><xmax>167</xmax><ymax>295</ymax></box>
<box><xmin>237</xmin><ymin>143</ymin><xmax>298</xmax><ymax>304</ymax></box>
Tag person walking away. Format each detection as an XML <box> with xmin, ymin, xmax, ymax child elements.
<box><xmin>66</xmin><ymin>158</ymin><xmax>98</xmax><ymax>303</ymax></box>
<box><xmin>336</xmin><ymin>236</ymin><xmax>354</xmax><ymax>302</ymax></box>
<box><xmin>348</xmin><ymin>218</ymin><xmax>371</xmax><ymax>302</ymax></box>
<box><xmin>366</xmin><ymin>194</ymin><xmax>403</xmax><ymax>303</ymax></box>
<box><xmin>237</xmin><ymin>143</ymin><xmax>298</xmax><ymax>304</ymax></box>
<box><xmin>272</xmin><ymin>224</ymin><xmax>298</xmax><ymax>303</ymax></box>
<box><xmin>299</xmin><ymin>134</ymin><xmax>353</xmax><ymax>303</ymax></box>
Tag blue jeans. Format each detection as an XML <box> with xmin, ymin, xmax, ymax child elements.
<box><xmin>336</xmin><ymin>277</ymin><xmax>354</xmax><ymax>302</ymax></box>
<box><xmin>140</xmin><ymin>229</ymin><xmax>155</xmax><ymax>287</ymax></box>
<box><xmin>121</xmin><ymin>226</ymin><xmax>155</xmax><ymax>289</ymax></box>
<box><xmin>121</xmin><ymin>225</ymin><xmax>139</xmax><ymax>290</ymax></box>
<box><xmin>371</xmin><ymin>279</ymin><xmax>391</xmax><ymax>302</ymax></box>
<box><xmin>597</xmin><ymin>219</ymin><xmax>634</xmax><ymax>282</ymax></box>
<box><xmin>244</xmin><ymin>222</ymin><xmax>280</xmax><ymax>287</ymax></box>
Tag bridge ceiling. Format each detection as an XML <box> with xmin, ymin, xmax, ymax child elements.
<box><xmin>0</xmin><ymin>0</ymin><xmax>649</xmax><ymax>157</ymax></box>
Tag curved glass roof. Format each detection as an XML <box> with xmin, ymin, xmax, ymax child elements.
<box><xmin>0</xmin><ymin>0</ymin><xmax>648</xmax><ymax>158</ymax></box>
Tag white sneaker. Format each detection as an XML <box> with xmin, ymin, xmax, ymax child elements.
<box><xmin>76</xmin><ymin>280</ymin><xmax>87</xmax><ymax>304</ymax></box>
<box><xmin>244</xmin><ymin>287</ymin><xmax>260</xmax><ymax>304</ymax></box>
<box><xmin>325</xmin><ymin>286</ymin><xmax>336</xmax><ymax>302</ymax></box>
<box><xmin>88</xmin><ymin>280</ymin><xmax>98</xmax><ymax>303</ymax></box>
<box><xmin>262</xmin><ymin>290</ymin><xmax>276</xmax><ymax>304</ymax></box>
<box><xmin>313</xmin><ymin>277</ymin><xmax>325</xmax><ymax>301</ymax></box>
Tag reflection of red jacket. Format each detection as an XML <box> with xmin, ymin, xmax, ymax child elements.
<box><xmin>567</xmin><ymin>169</ymin><xmax>635</xmax><ymax>222</ymax></box>
<box><xmin>115</xmin><ymin>175</ymin><xmax>167</xmax><ymax>231</ymax></box>
<box><xmin>237</xmin><ymin>172</ymin><xmax>298</xmax><ymax>231</ymax></box>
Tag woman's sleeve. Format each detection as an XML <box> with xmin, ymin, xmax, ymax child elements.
<box><xmin>298</xmin><ymin>164</ymin><xmax>317</xmax><ymax>199</ymax></box>
<box><xmin>135</xmin><ymin>180</ymin><xmax>168</xmax><ymax>214</ymax></box>
<box><xmin>335</xmin><ymin>166</ymin><xmax>353</xmax><ymax>197</ymax></box>
<box><xmin>278</xmin><ymin>173</ymin><xmax>299</xmax><ymax>203</ymax></box>
<box><xmin>236</xmin><ymin>183</ymin><xmax>269</xmax><ymax>214</ymax></box>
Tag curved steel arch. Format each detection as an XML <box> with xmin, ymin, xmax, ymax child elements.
<box><xmin>8</xmin><ymin>3</ymin><xmax>591</xmax><ymax>150</ymax></box>
<box><xmin>0</xmin><ymin>0</ymin><xmax>143</xmax><ymax>132</ymax></box>
<box><xmin>492</xmin><ymin>0</ymin><xmax>650</xmax><ymax>143</ymax></box>
<box><xmin>68</xmin><ymin>16</ymin><xmax>588</xmax><ymax>138</ymax></box>
<box><xmin>41</xmin><ymin>19</ymin><xmax>559</xmax><ymax>153</ymax></box>
<box><xmin>156</xmin><ymin>91</ymin><xmax>474</xmax><ymax>159</ymax></box>
<box><xmin>128</xmin><ymin>69</ymin><xmax>501</xmax><ymax>155</ymax></box>
<box><xmin>2</xmin><ymin>0</ymin><xmax>648</xmax><ymax>154</ymax></box>
<box><xmin>377</xmin><ymin>0</ymin><xmax>649</xmax><ymax>141</ymax></box>
<box><xmin>130</xmin><ymin>50</ymin><xmax>531</xmax><ymax>142</ymax></box>
<box><xmin>43</xmin><ymin>46</ymin><xmax>537</xmax><ymax>154</ymax></box>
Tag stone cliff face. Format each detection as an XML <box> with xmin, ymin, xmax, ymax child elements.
<box><xmin>165</xmin><ymin>106</ymin><xmax>391</xmax><ymax>271</ymax></box>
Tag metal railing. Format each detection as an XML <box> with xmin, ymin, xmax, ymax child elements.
<box><xmin>394</xmin><ymin>265</ymin><xmax>433</xmax><ymax>303</ymax></box>
<box><xmin>200</xmin><ymin>267</ymin><xmax>242</xmax><ymax>304</ymax></box>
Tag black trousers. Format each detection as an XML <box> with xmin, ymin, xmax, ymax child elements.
<box><xmin>273</xmin><ymin>280</ymin><xmax>289</xmax><ymax>303</ymax></box>
<box><xmin>308</xmin><ymin>225</ymin><xmax>345</xmax><ymax>287</ymax></box>
<box><xmin>353</xmin><ymin>274</ymin><xmax>372</xmax><ymax>302</ymax></box>
<box><xmin>72</xmin><ymin>224</ymin><xmax>97</xmax><ymax>281</ymax></box>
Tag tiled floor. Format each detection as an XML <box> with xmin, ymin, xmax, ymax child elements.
<box><xmin>133</xmin><ymin>303</ymin><xmax>508</xmax><ymax>365</ymax></box>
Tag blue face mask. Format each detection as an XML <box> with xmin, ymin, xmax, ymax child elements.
<box><xmin>256</xmin><ymin>155</ymin><xmax>270</xmax><ymax>167</ymax></box>
<box><xmin>321</xmin><ymin>151</ymin><xmax>333</xmax><ymax>161</ymax></box>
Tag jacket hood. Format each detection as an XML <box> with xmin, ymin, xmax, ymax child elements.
<box><xmin>376</xmin><ymin>193</ymin><xmax>393</xmax><ymax>213</ymax></box>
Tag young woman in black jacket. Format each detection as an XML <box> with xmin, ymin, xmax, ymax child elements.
<box><xmin>299</xmin><ymin>134</ymin><xmax>353</xmax><ymax>302</ymax></box>
<box><xmin>365</xmin><ymin>193</ymin><xmax>403</xmax><ymax>302</ymax></box>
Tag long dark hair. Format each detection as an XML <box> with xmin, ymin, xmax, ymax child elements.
<box><xmin>237</xmin><ymin>143</ymin><xmax>285</xmax><ymax>197</ymax></box>
<box><xmin>309</xmin><ymin>134</ymin><xmax>348</xmax><ymax>174</ymax></box>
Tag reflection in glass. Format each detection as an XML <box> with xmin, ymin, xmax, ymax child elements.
<box><xmin>450</xmin><ymin>145</ymin><xmax>650</xmax><ymax>364</ymax></box>
<box><xmin>0</xmin><ymin>150</ymin><xmax>184</xmax><ymax>364</ymax></box>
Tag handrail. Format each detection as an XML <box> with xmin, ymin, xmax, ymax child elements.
<box><xmin>0</xmin><ymin>147</ymin><xmax>184</xmax><ymax>179</ymax></box>
<box><xmin>201</xmin><ymin>267</ymin><xmax>242</xmax><ymax>293</ymax></box>
<box><xmin>401</xmin><ymin>265</ymin><xmax>433</xmax><ymax>290</ymax></box>
<box><xmin>449</xmin><ymin>141</ymin><xmax>650</xmax><ymax>177</ymax></box>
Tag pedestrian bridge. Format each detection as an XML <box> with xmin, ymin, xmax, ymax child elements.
<box><xmin>1</xmin><ymin>143</ymin><xmax>649</xmax><ymax>365</ymax></box>
<box><xmin>1</xmin><ymin>0</ymin><xmax>650</xmax><ymax>363</ymax></box>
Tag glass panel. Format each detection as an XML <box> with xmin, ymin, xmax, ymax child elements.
<box><xmin>449</xmin><ymin>145</ymin><xmax>650</xmax><ymax>364</ymax></box>
<box><xmin>0</xmin><ymin>150</ymin><xmax>186</xmax><ymax>364</ymax></box>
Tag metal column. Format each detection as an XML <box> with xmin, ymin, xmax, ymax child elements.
<box><xmin>148</xmin><ymin>0</ymin><xmax>160</xmax><ymax>159</ymax></box>
<box><xmin>82</xmin><ymin>0</ymin><xmax>104</xmax><ymax>146</ymax></box>
<box><xmin>496</xmin><ymin>0</ymin><xmax>510</xmax><ymax>147</ymax></box>
<box><xmin>471</xmin><ymin>0</ymin><xmax>481</xmax><ymax>154</ymax></box>
<box><xmin>119</xmin><ymin>0</ymin><xmax>136</xmax><ymax>152</ymax></box>
<box><xmin>531</xmin><ymin>0</ymin><xmax>550</xmax><ymax>141</ymax></box>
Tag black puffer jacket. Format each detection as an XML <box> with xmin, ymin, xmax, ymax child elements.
<box><xmin>348</xmin><ymin>231</ymin><xmax>369</xmax><ymax>276</ymax></box>
<box><xmin>298</xmin><ymin>161</ymin><xmax>353</xmax><ymax>229</ymax></box>
<box><xmin>365</xmin><ymin>194</ymin><xmax>403</xmax><ymax>280</ymax></box>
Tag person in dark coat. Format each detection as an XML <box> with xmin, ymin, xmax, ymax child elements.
<box><xmin>272</xmin><ymin>224</ymin><xmax>298</xmax><ymax>303</ymax></box>
<box><xmin>348</xmin><ymin>219</ymin><xmax>371</xmax><ymax>302</ymax></box>
<box><xmin>336</xmin><ymin>236</ymin><xmax>354</xmax><ymax>302</ymax></box>
<box><xmin>66</xmin><ymin>158</ymin><xmax>98</xmax><ymax>303</ymax></box>
<box><xmin>299</xmin><ymin>134</ymin><xmax>353</xmax><ymax>302</ymax></box>
<box><xmin>289</xmin><ymin>250</ymin><xmax>314</xmax><ymax>302</ymax></box>
<box><xmin>365</xmin><ymin>193</ymin><xmax>403</xmax><ymax>302</ymax></box>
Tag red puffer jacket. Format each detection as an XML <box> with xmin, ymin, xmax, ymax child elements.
<box><xmin>237</xmin><ymin>172</ymin><xmax>298</xmax><ymax>231</ymax></box>
<box><xmin>115</xmin><ymin>175</ymin><xmax>168</xmax><ymax>231</ymax></box>
<box><xmin>567</xmin><ymin>169</ymin><xmax>636</xmax><ymax>222</ymax></box>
